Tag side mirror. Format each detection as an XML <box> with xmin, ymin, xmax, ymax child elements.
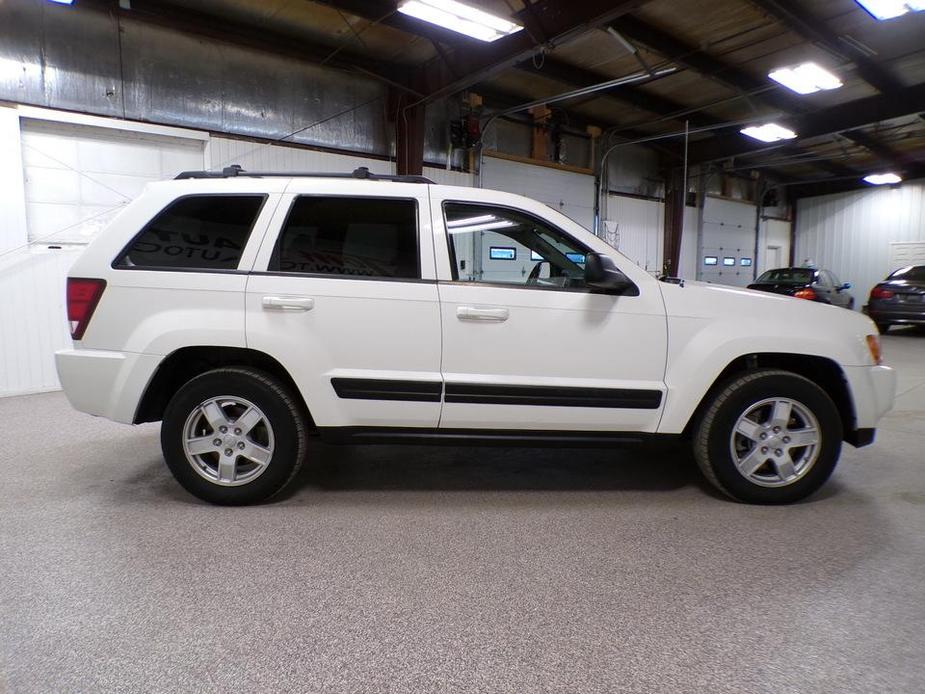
<box><xmin>584</xmin><ymin>253</ymin><xmax>638</xmax><ymax>295</ymax></box>
<box><xmin>841</xmin><ymin>282</ymin><xmax>852</xmax><ymax>290</ymax></box>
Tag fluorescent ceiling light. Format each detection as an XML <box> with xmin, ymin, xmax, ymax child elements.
<box><xmin>863</xmin><ymin>173</ymin><xmax>902</xmax><ymax>184</ymax></box>
<box><xmin>47</xmin><ymin>0</ymin><xmax>75</xmax><ymax>4</ymax></box>
<box><xmin>769</xmin><ymin>62</ymin><xmax>842</xmax><ymax>95</ymax></box>
<box><xmin>447</xmin><ymin>214</ymin><xmax>498</xmax><ymax>228</ymax></box>
<box><xmin>398</xmin><ymin>0</ymin><xmax>523</xmax><ymax>42</ymax></box>
<box><xmin>449</xmin><ymin>220</ymin><xmax>517</xmax><ymax>234</ymax></box>
<box><xmin>855</xmin><ymin>0</ymin><xmax>925</xmax><ymax>20</ymax></box>
<box><xmin>740</xmin><ymin>123</ymin><xmax>798</xmax><ymax>143</ymax></box>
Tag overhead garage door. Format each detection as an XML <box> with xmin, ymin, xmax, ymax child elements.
<box><xmin>699</xmin><ymin>197</ymin><xmax>757</xmax><ymax>287</ymax></box>
<box><xmin>21</xmin><ymin>119</ymin><xmax>206</xmax><ymax>245</ymax></box>
<box><xmin>481</xmin><ymin>155</ymin><xmax>595</xmax><ymax>231</ymax></box>
<box><xmin>605</xmin><ymin>194</ymin><xmax>663</xmax><ymax>274</ymax></box>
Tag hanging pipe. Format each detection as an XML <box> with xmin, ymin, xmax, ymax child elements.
<box><xmin>593</xmin><ymin>116</ymin><xmax>779</xmax><ymax>235</ymax></box>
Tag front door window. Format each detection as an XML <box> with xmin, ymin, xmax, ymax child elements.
<box><xmin>443</xmin><ymin>202</ymin><xmax>589</xmax><ymax>290</ymax></box>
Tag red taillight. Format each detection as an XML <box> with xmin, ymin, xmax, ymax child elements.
<box><xmin>870</xmin><ymin>286</ymin><xmax>894</xmax><ymax>300</ymax></box>
<box><xmin>66</xmin><ymin>278</ymin><xmax>106</xmax><ymax>340</ymax></box>
<box><xmin>793</xmin><ymin>288</ymin><xmax>817</xmax><ymax>300</ymax></box>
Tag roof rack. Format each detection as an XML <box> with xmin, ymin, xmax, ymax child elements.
<box><xmin>174</xmin><ymin>165</ymin><xmax>433</xmax><ymax>184</ymax></box>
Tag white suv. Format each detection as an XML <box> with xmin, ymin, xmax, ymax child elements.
<box><xmin>56</xmin><ymin>167</ymin><xmax>896</xmax><ymax>505</ymax></box>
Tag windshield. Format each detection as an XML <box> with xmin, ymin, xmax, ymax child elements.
<box><xmin>889</xmin><ymin>265</ymin><xmax>925</xmax><ymax>282</ymax></box>
<box><xmin>756</xmin><ymin>268</ymin><xmax>815</xmax><ymax>284</ymax></box>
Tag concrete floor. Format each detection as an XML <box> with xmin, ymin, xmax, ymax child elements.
<box><xmin>1</xmin><ymin>330</ymin><xmax>924</xmax><ymax>694</ymax></box>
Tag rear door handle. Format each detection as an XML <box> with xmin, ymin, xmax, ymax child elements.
<box><xmin>456</xmin><ymin>306</ymin><xmax>509</xmax><ymax>322</ymax></box>
<box><xmin>262</xmin><ymin>296</ymin><xmax>315</xmax><ymax>312</ymax></box>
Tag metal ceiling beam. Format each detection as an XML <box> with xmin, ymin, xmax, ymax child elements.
<box><xmin>316</xmin><ymin>1</ymin><xmax>705</xmax><ymax>128</ymax></box>
<box><xmin>788</xmin><ymin>164</ymin><xmax>925</xmax><ymax>198</ymax></box>
<box><xmin>315</xmin><ymin>0</ymin><xmax>702</xmax><ymax>126</ymax></box>
<box><xmin>611</xmin><ymin>15</ymin><xmax>805</xmax><ymax>114</ymax></box>
<box><xmin>610</xmin><ymin>15</ymin><xmax>925</xmax><ymax>176</ymax></box>
<box><xmin>322</xmin><ymin>0</ymin><xmax>694</xmax><ymax>144</ymax></box>
<box><xmin>748</xmin><ymin>0</ymin><xmax>903</xmax><ymax>94</ymax></box>
<box><xmin>687</xmin><ymin>82</ymin><xmax>925</xmax><ymax>163</ymax></box>
<box><xmin>318</xmin><ymin>0</ymin><xmax>654</xmax><ymax>103</ymax></box>
<box><xmin>742</xmin><ymin>0</ymin><xmax>916</xmax><ymax>178</ymax></box>
<box><xmin>514</xmin><ymin>58</ymin><xmax>719</xmax><ymax>127</ymax></box>
<box><xmin>607</xmin><ymin>14</ymin><xmax>868</xmax><ymax>179</ymax></box>
<box><xmin>414</xmin><ymin>0</ymin><xmax>652</xmax><ymax>103</ymax></box>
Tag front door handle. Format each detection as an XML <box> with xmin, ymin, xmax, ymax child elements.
<box><xmin>456</xmin><ymin>306</ymin><xmax>509</xmax><ymax>322</ymax></box>
<box><xmin>262</xmin><ymin>296</ymin><xmax>315</xmax><ymax>312</ymax></box>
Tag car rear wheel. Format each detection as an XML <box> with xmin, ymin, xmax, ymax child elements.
<box><xmin>693</xmin><ymin>369</ymin><xmax>842</xmax><ymax>504</ymax></box>
<box><xmin>161</xmin><ymin>368</ymin><xmax>307</xmax><ymax>505</ymax></box>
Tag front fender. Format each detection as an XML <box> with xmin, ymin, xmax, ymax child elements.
<box><xmin>656</xmin><ymin>283</ymin><xmax>877</xmax><ymax>434</ymax></box>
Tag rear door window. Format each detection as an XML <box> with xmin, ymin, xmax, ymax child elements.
<box><xmin>115</xmin><ymin>195</ymin><xmax>266</xmax><ymax>270</ymax></box>
<box><xmin>269</xmin><ymin>197</ymin><xmax>419</xmax><ymax>279</ymax></box>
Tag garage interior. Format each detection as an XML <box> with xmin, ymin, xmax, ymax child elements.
<box><xmin>1</xmin><ymin>0</ymin><xmax>925</xmax><ymax>691</ymax></box>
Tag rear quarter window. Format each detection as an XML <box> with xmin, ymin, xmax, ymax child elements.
<box><xmin>114</xmin><ymin>195</ymin><xmax>266</xmax><ymax>271</ymax></box>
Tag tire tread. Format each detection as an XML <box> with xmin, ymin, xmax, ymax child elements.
<box><xmin>162</xmin><ymin>366</ymin><xmax>307</xmax><ymax>504</ymax></box>
<box><xmin>693</xmin><ymin>368</ymin><xmax>823</xmax><ymax>502</ymax></box>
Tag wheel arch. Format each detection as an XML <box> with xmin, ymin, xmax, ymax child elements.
<box><xmin>134</xmin><ymin>346</ymin><xmax>315</xmax><ymax>428</ymax></box>
<box><xmin>682</xmin><ymin>353</ymin><xmax>856</xmax><ymax>442</ymax></box>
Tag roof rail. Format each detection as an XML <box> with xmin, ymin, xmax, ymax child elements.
<box><xmin>174</xmin><ymin>165</ymin><xmax>433</xmax><ymax>184</ymax></box>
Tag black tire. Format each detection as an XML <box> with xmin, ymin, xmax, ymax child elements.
<box><xmin>161</xmin><ymin>367</ymin><xmax>307</xmax><ymax>505</ymax></box>
<box><xmin>693</xmin><ymin>369</ymin><xmax>842</xmax><ymax>504</ymax></box>
<box><xmin>876</xmin><ymin>322</ymin><xmax>890</xmax><ymax>334</ymax></box>
<box><xmin>847</xmin><ymin>298</ymin><xmax>855</xmax><ymax>311</ymax></box>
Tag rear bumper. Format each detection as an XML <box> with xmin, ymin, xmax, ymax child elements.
<box><xmin>843</xmin><ymin>364</ymin><xmax>896</xmax><ymax>444</ymax></box>
<box><xmin>868</xmin><ymin>304</ymin><xmax>925</xmax><ymax>324</ymax></box>
<box><xmin>55</xmin><ymin>349</ymin><xmax>161</xmax><ymax>424</ymax></box>
<box><xmin>870</xmin><ymin>314</ymin><xmax>925</xmax><ymax>325</ymax></box>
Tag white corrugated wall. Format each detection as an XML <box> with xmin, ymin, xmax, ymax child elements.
<box><xmin>1</xmin><ymin>248</ymin><xmax>83</xmax><ymax>396</ymax></box>
<box><xmin>481</xmin><ymin>155</ymin><xmax>595</xmax><ymax>230</ymax></box>
<box><xmin>795</xmin><ymin>180</ymin><xmax>925</xmax><ymax>303</ymax></box>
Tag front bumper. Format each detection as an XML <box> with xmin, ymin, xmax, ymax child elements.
<box><xmin>55</xmin><ymin>349</ymin><xmax>161</xmax><ymax>424</ymax></box>
<box><xmin>843</xmin><ymin>364</ymin><xmax>896</xmax><ymax>445</ymax></box>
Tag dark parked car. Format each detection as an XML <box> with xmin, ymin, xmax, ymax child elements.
<box><xmin>747</xmin><ymin>267</ymin><xmax>855</xmax><ymax>309</ymax></box>
<box><xmin>868</xmin><ymin>265</ymin><xmax>925</xmax><ymax>333</ymax></box>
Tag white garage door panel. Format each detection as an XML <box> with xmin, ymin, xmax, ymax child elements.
<box><xmin>21</xmin><ymin>120</ymin><xmax>205</xmax><ymax>244</ymax></box>
<box><xmin>605</xmin><ymin>194</ymin><xmax>662</xmax><ymax>273</ymax></box>
<box><xmin>700</xmin><ymin>197</ymin><xmax>757</xmax><ymax>287</ymax></box>
<box><xmin>481</xmin><ymin>156</ymin><xmax>595</xmax><ymax>231</ymax></box>
<box><xmin>889</xmin><ymin>241</ymin><xmax>925</xmax><ymax>268</ymax></box>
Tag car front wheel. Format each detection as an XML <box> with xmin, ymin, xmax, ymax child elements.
<box><xmin>161</xmin><ymin>367</ymin><xmax>307</xmax><ymax>505</ymax></box>
<box><xmin>694</xmin><ymin>369</ymin><xmax>842</xmax><ymax>504</ymax></box>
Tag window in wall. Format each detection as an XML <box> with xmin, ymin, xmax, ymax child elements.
<box><xmin>740</xmin><ymin>257</ymin><xmax>753</xmax><ymax>266</ymax></box>
<box><xmin>489</xmin><ymin>246</ymin><xmax>517</xmax><ymax>260</ymax></box>
<box><xmin>723</xmin><ymin>257</ymin><xmax>736</xmax><ymax>266</ymax></box>
<box><xmin>444</xmin><ymin>202</ymin><xmax>589</xmax><ymax>289</ymax></box>
<box><xmin>704</xmin><ymin>256</ymin><xmax>718</xmax><ymax>266</ymax></box>
<box><xmin>115</xmin><ymin>195</ymin><xmax>265</xmax><ymax>270</ymax></box>
<box><xmin>271</xmin><ymin>197</ymin><xmax>419</xmax><ymax>279</ymax></box>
